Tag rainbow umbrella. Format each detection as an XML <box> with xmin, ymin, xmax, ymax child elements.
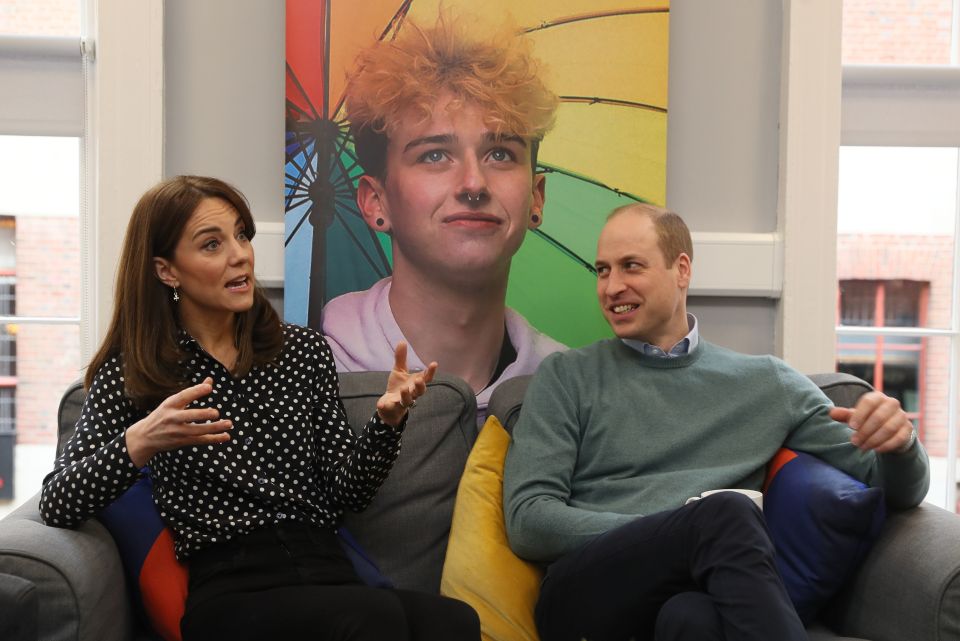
<box><xmin>284</xmin><ymin>1</ymin><xmax>669</xmax><ymax>346</ymax></box>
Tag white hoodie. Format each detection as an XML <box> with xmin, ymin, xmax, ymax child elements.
<box><xmin>321</xmin><ymin>277</ymin><xmax>565</xmax><ymax>420</ymax></box>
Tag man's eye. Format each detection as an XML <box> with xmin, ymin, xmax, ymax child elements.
<box><xmin>418</xmin><ymin>150</ymin><xmax>446</xmax><ymax>163</ymax></box>
<box><xmin>489</xmin><ymin>148</ymin><xmax>515</xmax><ymax>162</ymax></box>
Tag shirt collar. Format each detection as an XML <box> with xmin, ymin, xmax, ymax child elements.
<box><xmin>622</xmin><ymin>313</ymin><xmax>699</xmax><ymax>358</ymax></box>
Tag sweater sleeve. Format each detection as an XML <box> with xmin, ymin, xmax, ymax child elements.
<box><xmin>40</xmin><ymin>357</ymin><xmax>143</xmax><ymax>528</ymax></box>
<box><xmin>503</xmin><ymin>352</ymin><xmax>637</xmax><ymax>563</ymax></box>
<box><xmin>311</xmin><ymin>336</ymin><xmax>402</xmax><ymax>513</ymax></box>
<box><xmin>775</xmin><ymin>360</ymin><xmax>930</xmax><ymax>509</ymax></box>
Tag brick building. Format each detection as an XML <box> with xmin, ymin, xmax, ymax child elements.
<box><xmin>837</xmin><ymin>234</ymin><xmax>954</xmax><ymax>457</ymax></box>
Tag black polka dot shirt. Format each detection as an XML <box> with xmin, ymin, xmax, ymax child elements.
<box><xmin>40</xmin><ymin>323</ymin><xmax>403</xmax><ymax>560</ymax></box>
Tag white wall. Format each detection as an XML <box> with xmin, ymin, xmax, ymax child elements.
<box><xmin>667</xmin><ymin>1</ymin><xmax>782</xmax><ymax>354</ymax></box>
<box><xmin>163</xmin><ymin>0</ymin><xmax>285</xmax><ymax>223</ymax></box>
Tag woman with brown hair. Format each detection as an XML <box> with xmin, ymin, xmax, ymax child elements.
<box><xmin>39</xmin><ymin>175</ymin><xmax>480</xmax><ymax>640</ymax></box>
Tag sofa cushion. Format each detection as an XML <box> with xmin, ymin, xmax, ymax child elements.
<box><xmin>339</xmin><ymin>372</ymin><xmax>478</xmax><ymax>593</ymax></box>
<box><xmin>764</xmin><ymin>449</ymin><xmax>886</xmax><ymax>624</ymax></box>
<box><xmin>98</xmin><ymin>471</ymin><xmax>393</xmax><ymax>641</ymax></box>
<box><xmin>97</xmin><ymin>473</ymin><xmax>188</xmax><ymax>641</ymax></box>
<box><xmin>441</xmin><ymin>417</ymin><xmax>542</xmax><ymax>641</ymax></box>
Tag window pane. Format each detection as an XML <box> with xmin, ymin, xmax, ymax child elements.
<box><xmin>838</xmin><ymin>147</ymin><xmax>958</xmax><ymax>330</ymax></box>
<box><xmin>836</xmin><ymin>334</ymin><xmax>955</xmax><ymax>510</ymax></box>
<box><xmin>842</xmin><ymin>0</ymin><xmax>957</xmax><ymax>65</ymax></box>
<box><xmin>0</xmin><ymin>135</ymin><xmax>80</xmax><ymax>517</ymax></box>
<box><xmin>0</xmin><ymin>0</ymin><xmax>80</xmax><ymax>37</ymax></box>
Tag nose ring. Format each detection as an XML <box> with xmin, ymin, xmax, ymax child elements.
<box><xmin>464</xmin><ymin>192</ymin><xmax>485</xmax><ymax>203</ymax></box>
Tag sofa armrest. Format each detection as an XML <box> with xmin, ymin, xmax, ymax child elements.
<box><xmin>0</xmin><ymin>572</ymin><xmax>37</xmax><ymax>641</ymax></box>
<box><xmin>825</xmin><ymin>502</ymin><xmax>960</xmax><ymax>641</ymax></box>
<box><xmin>0</xmin><ymin>494</ymin><xmax>134</xmax><ymax>641</ymax></box>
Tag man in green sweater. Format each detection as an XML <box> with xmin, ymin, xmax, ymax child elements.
<box><xmin>502</xmin><ymin>204</ymin><xmax>930</xmax><ymax>641</ymax></box>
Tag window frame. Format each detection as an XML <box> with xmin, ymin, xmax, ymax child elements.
<box><xmin>839</xmin><ymin>60</ymin><xmax>960</xmax><ymax>511</ymax></box>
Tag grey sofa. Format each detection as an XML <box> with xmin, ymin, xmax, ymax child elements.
<box><xmin>488</xmin><ymin>373</ymin><xmax>960</xmax><ymax>641</ymax></box>
<box><xmin>0</xmin><ymin>372</ymin><xmax>958</xmax><ymax>641</ymax></box>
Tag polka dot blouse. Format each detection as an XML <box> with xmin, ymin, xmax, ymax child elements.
<box><xmin>40</xmin><ymin>323</ymin><xmax>403</xmax><ymax>560</ymax></box>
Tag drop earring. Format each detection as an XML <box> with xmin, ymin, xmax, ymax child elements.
<box><xmin>172</xmin><ymin>286</ymin><xmax>180</xmax><ymax>303</ymax></box>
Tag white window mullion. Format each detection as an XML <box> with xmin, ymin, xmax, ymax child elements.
<box><xmin>948</xmin><ymin>149</ymin><xmax>960</xmax><ymax>511</ymax></box>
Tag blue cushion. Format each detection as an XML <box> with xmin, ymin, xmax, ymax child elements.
<box><xmin>97</xmin><ymin>469</ymin><xmax>393</xmax><ymax>632</ymax></box>
<box><xmin>764</xmin><ymin>449</ymin><xmax>887</xmax><ymax>624</ymax></box>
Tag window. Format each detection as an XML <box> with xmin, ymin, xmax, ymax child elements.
<box><xmin>838</xmin><ymin>279</ymin><xmax>928</xmax><ymax>430</ymax></box>
<box><xmin>839</xmin><ymin>1</ymin><xmax>960</xmax><ymax>510</ymax></box>
<box><xmin>0</xmin><ymin>0</ymin><xmax>84</xmax><ymax>515</ymax></box>
<box><xmin>842</xmin><ymin>0</ymin><xmax>959</xmax><ymax>65</ymax></box>
<box><xmin>0</xmin><ymin>0</ymin><xmax>80</xmax><ymax>37</ymax></box>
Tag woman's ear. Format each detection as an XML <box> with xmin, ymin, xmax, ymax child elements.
<box><xmin>357</xmin><ymin>175</ymin><xmax>391</xmax><ymax>232</ymax></box>
<box><xmin>153</xmin><ymin>257</ymin><xmax>178</xmax><ymax>288</ymax></box>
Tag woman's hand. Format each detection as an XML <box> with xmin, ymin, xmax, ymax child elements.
<box><xmin>124</xmin><ymin>377</ymin><xmax>232</xmax><ymax>467</ymax></box>
<box><xmin>376</xmin><ymin>342</ymin><xmax>438</xmax><ymax>429</ymax></box>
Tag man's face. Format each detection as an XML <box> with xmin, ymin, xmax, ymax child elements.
<box><xmin>357</xmin><ymin>94</ymin><xmax>545</xmax><ymax>284</ymax></box>
<box><xmin>594</xmin><ymin>212</ymin><xmax>690</xmax><ymax>345</ymax></box>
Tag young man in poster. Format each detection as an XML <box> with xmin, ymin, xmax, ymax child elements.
<box><xmin>321</xmin><ymin>15</ymin><xmax>564</xmax><ymax>418</ymax></box>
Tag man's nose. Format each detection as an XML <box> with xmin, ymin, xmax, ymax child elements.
<box><xmin>456</xmin><ymin>155</ymin><xmax>489</xmax><ymax>205</ymax></box>
<box><xmin>604</xmin><ymin>271</ymin><xmax>626</xmax><ymax>296</ymax></box>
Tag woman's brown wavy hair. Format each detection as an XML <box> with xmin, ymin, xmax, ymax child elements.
<box><xmin>84</xmin><ymin>175</ymin><xmax>284</xmax><ymax>410</ymax></box>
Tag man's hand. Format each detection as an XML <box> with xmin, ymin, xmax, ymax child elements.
<box><xmin>124</xmin><ymin>377</ymin><xmax>232</xmax><ymax>467</ymax></box>
<box><xmin>829</xmin><ymin>390</ymin><xmax>915</xmax><ymax>454</ymax></box>
<box><xmin>376</xmin><ymin>341</ymin><xmax>438</xmax><ymax>429</ymax></box>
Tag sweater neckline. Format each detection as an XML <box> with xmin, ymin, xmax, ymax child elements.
<box><xmin>617</xmin><ymin>339</ymin><xmax>706</xmax><ymax>368</ymax></box>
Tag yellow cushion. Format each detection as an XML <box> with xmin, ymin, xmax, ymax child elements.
<box><xmin>440</xmin><ymin>416</ymin><xmax>543</xmax><ymax>641</ymax></box>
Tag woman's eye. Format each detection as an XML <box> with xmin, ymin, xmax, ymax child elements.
<box><xmin>203</xmin><ymin>239</ymin><xmax>220</xmax><ymax>250</ymax></box>
<box><xmin>237</xmin><ymin>230</ymin><xmax>249</xmax><ymax>241</ymax></box>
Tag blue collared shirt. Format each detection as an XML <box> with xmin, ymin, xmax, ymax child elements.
<box><xmin>622</xmin><ymin>313</ymin><xmax>699</xmax><ymax>358</ymax></box>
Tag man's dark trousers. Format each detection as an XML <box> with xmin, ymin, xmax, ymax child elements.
<box><xmin>534</xmin><ymin>491</ymin><xmax>806</xmax><ymax>641</ymax></box>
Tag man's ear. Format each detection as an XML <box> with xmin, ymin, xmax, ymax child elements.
<box><xmin>529</xmin><ymin>173</ymin><xmax>546</xmax><ymax>230</ymax></box>
<box><xmin>357</xmin><ymin>175</ymin><xmax>391</xmax><ymax>232</ymax></box>
<box><xmin>154</xmin><ymin>257</ymin><xmax>178</xmax><ymax>288</ymax></box>
<box><xmin>675</xmin><ymin>253</ymin><xmax>692</xmax><ymax>289</ymax></box>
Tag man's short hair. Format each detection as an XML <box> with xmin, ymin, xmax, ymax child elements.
<box><xmin>608</xmin><ymin>203</ymin><xmax>694</xmax><ymax>265</ymax></box>
<box><xmin>344</xmin><ymin>12</ymin><xmax>558</xmax><ymax>178</ymax></box>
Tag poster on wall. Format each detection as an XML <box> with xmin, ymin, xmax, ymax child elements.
<box><xmin>284</xmin><ymin>1</ymin><xmax>669</xmax><ymax>354</ymax></box>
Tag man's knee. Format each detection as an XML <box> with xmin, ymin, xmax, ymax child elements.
<box><xmin>655</xmin><ymin>591</ymin><xmax>724</xmax><ymax>641</ymax></box>
<box><xmin>688</xmin><ymin>491</ymin><xmax>773</xmax><ymax>551</ymax></box>
<box><xmin>691</xmin><ymin>491</ymin><xmax>764</xmax><ymax>527</ymax></box>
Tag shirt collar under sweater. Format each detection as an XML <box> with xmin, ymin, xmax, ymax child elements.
<box><xmin>622</xmin><ymin>313</ymin><xmax>699</xmax><ymax>358</ymax></box>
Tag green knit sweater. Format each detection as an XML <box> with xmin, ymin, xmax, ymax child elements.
<box><xmin>503</xmin><ymin>339</ymin><xmax>930</xmax><ymax>563</ymax></box>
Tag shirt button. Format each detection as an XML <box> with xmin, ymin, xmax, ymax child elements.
<box><xmin>257</xmin><ymin>477</ymin><xmax>267</xmax><ymax>485</ymax></box>
<box><xmin>244</xmin><ymin>437</ymin><xmax>253</xmax><ymax>446</ymax></box>
<box><xmin>277</xmin><ymin>512</ymin><xmax>286</xmax><ymax>520</ymax></box>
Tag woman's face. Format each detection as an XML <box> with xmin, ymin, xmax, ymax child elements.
<box><xmin>154</xmin><ymin>197</ymin><xmax>255</xmax><ymax>330</ymax></box>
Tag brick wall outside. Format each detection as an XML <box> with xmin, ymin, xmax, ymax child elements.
<box><xmin>838</xmin><ymin>234</ymin><xmax>954</xmax><ymax>457</ymax></box>
<box><xmin>0</xmin><ymin>0</ymin><xmax>79</xmax><ymax>36</ymax></box>
<box><xmin>14</xmin><ymin>216</ymin><xmax>82</xmax><ymax>445</ymax></box>
<box><xmin>843</xmin><ymin>0</ymin><xmax>955</xmax><ymax>64</ymax></box>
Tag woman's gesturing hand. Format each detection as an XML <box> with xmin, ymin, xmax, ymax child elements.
<box><xmin>124</xmin><ymin>377</ymin><xmax>232</xmax><ymax>467</ymax></box>
<box><xmin>376</xmin><ymin>342</ymin><xmax>438</xmax><ymax>429</ymax></box>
